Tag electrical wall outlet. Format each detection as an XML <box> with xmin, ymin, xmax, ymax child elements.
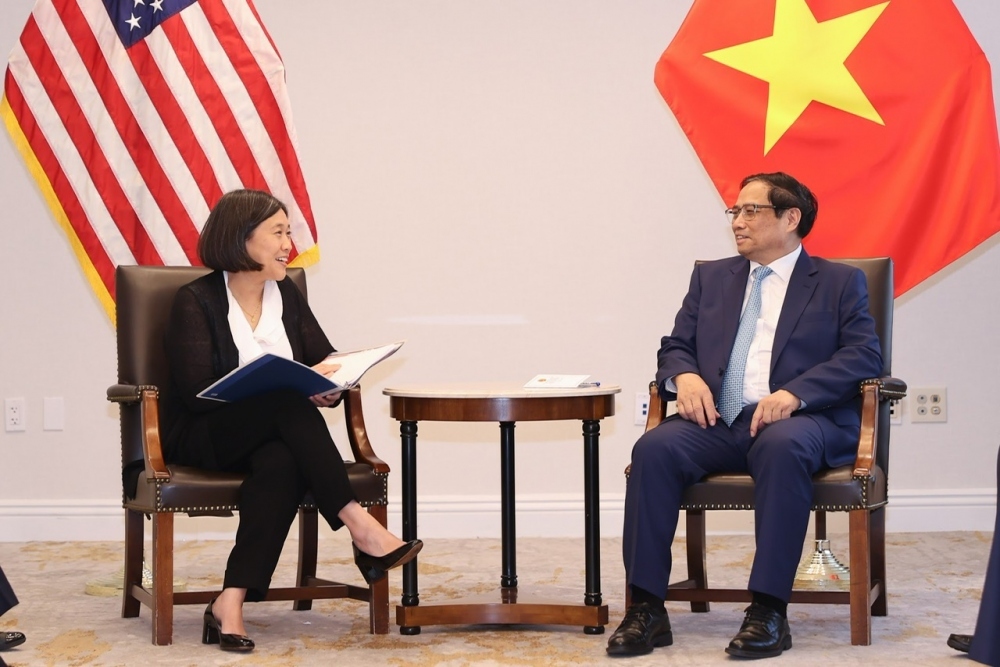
<box><xmin>888</xmin><ymin>399</ymin><xmax>902</xmax><ymax>426</ymax></box>
<box><xmin>634</xmin><ymin>391</ymin><xmax>650</xmax><ymax>426</ymax></box>
<box><xmin>5</xmin><ymin>397</ymin><xmax>26</xmax><ymax>432</ymax></box>
<box><xmin>911</xmin><ymin>386</ymin><xmax>947</xmax><ymax>423</ymax></box>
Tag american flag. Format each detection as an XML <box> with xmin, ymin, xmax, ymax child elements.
<box><xmin>1</xmin><ymin>0</ymin><xmax>318</xmax><ymax>322</ymax></box>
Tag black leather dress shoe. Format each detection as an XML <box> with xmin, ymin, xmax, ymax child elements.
<box><xmin>0</xmin><ymin>632</ymin><xmax>24</xmax><ymax>651</ymax></box>
<box><xmin>606</xmin><ymin>602</ymin><xmax>673</xmax><ymax>657</ymax></box>
<box><xmin>725</xmin><ymin>603</ymin><xmax>792</xmax><ymax>659</ymax></box>
<box><xmin>948</xmin><ymin>633</ymin><xmax>972</xmax><ymax>653</ymax></box>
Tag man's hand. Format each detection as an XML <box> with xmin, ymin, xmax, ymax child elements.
<box><xmin>674</xmin><ymin>372</ymin><xmax>720</xmax><ymax>429</ymax></box>
<box><xmin>750</xmin><ymin>389</ymin><xmax>801</xmax><ymax>437</ymax></box>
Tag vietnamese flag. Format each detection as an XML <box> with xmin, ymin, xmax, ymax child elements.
<box><xmin>656</xmin><ymin>0</ymin><xmax>1000</xmax><ymax>296</ymax></box>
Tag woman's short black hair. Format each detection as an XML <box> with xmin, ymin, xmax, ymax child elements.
<box><xmin>740</xmin><ymin>172</ymin><xmax>819</xmax><ymax>238</ymax></box>
<box><xmin>198</xmin><ymin>189</ymin><xmax>289</xmax><ymax>271</ymax></box>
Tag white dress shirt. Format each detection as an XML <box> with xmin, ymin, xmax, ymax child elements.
<box><xmin>740</xmin><ymin>245</ymin><xmax>801</xmax><ymax>406</ymax></box>
<box><xmin>663</xmin><ymin>245</ymin><xmax>804</xmax><ymax>410</ymax></box>
<box><xmin>224</xmin><ymin>272</ymin><xmax>294</xmax><ymax>365</ymax></box>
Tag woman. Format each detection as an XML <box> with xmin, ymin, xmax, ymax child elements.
<box><xmin>164</xmin><ymin>189</ymin><xmax>420</xmax><ymax>652</ymax></box>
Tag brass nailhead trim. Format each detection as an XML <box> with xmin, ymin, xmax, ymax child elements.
<box><xmin>153</xmin><ymin>471</ymin><xmax>389</xmax><ymax>511</ymax></box>
<box><xmin>681</xmin><ymin>475</ymin><xmax>886</xmax><ymax>512</ymax></box>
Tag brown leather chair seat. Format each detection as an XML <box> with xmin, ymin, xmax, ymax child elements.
<box><xmin>680</xmin><ymin>466</ymin><xmax>886</xmax><ymax>511</ymax></box>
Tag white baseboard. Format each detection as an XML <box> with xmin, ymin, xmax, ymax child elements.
<box><xmin>0</xmin><ymin>488</ymin><xmax>995</xmax><ymax>542</ymax></box>
<box><xmin>0</xmin><ymin>500</ymin><xmax>123</xmax><ymax>541</ymax></box>
<box><xmin>886</xmin><ymin>488</ymin><xmax>997</xmax><ymax>532</ymax></box>
<box><xmin>383</xmin><ymin>494</ymin><xmax>627</xmax><ymax>539</ymax></box>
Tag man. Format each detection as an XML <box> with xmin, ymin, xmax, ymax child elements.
<box><xmin>947</xmin><ymin>444</ymin><xmax>1000</xmax><ymax>666</ymax></box>
<box><xmin>0</xmin><ymin>565</ymin><xmax>25</xmax><ymax>667</ymax></box>
<box><xmin>608</xmin><ymin>172</ymin><xmax>882</xmax><ymax>659</ymax></box>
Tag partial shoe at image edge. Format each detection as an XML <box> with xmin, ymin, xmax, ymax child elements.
<box><xmin>948</xmin><ymin>633</ymin><xmax>972</xmax><ymax>654</ymax></box>
<box><xmin>0</xmin><ymin>632</ymin><xmax>24</xmax><ymax>652</ymax></box>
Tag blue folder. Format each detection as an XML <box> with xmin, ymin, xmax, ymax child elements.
<box><xmin>197</xmin><ymin>354</ymin><xmax>341</xmax><ymax>403</ymax></box>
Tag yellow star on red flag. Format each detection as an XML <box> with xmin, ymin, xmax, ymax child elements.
<box><xmin>704</xmin><ymin>0</ymin><xmax>888</xmax><ymax>153</ymax></box>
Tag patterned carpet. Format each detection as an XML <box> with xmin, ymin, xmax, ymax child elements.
<box><xmin>0</xmin><ymin>531</ymin><xmax>990</xmax><ymax>666</ymax></box>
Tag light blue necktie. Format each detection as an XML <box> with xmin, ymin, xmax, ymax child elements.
<box><xmin>718</xmin><ymin>265</ymin><xmax>773</xmax><ymax>426</ymax></box>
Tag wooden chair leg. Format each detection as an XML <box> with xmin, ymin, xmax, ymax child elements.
<box><xmin>848</xmin><ymin>508</ymin><xmax>872</xmax><ymax>646</ymax></box>
<box><xmin>150</xmin><ymin>512</ymin><xmax>174</xmax><ymax>646</ymax></box>
<box><xmin>870</xmin><ymin>506</ymin><xmax>887</xmax><ymax>617</ymax></box>
<box><xmin>686</xmin><ymin>509</ymin><xmax>710</xmax><ymax>613</ymax></box>
<box><xmin>368</xmin><ymin>504</ymin><xmax>390</xmax><ymax>634</ymax></box>
<box><xmin>122</xmin><ymin>508</ymin><xmax>143</xmax><ymax>619</ymax></box>
<box><xmin>294</xmin><ymin>507</ymin><xmax>319</xmax><ymax>611</ymax></box>
<box><xmin>814</xmin><ymin>510</ymin><xmax>827</xmax><ymax>540</ymax></box>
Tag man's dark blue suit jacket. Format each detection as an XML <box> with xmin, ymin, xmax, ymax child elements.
<box><xmin>654</xmin><ymin>250</ymin><xmax>883</xmax><ymax>445</ymax></box>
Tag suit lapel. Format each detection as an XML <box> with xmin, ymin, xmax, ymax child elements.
<box><xmin>722</xmin><ymin>259</ymin><xmax>750</xmax><ymax>352</ymax></box>
<box><xmin>772</xmin><ymin>251</ymin><xmax>818</xmax><ymax>368</ymax></box>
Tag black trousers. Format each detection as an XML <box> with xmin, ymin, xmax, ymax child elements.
<box><xmin>176</xmin><ymin>390</ymin><xmax>357</xmax><ymax>601</ymax></box>
<box><xmin>0</xmin><ymin>566</ymin><xmax>17</xmax><ymax>618</ymax></box>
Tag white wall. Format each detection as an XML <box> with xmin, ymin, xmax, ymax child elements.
<box><xmin>0</xmin><ymin>0</ymin><xmax>997</xmax><ymax>541</ymax></box>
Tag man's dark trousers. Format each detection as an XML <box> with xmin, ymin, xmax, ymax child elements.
<box><xmin>622</xmin><ymin>403</ymin><xmax>856</xmax><ymax>602</ymax></box>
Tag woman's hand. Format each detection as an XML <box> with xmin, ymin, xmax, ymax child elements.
<box><xmin>313</xmin><ymin>361</ymin><xmax>341</xmax><ymax>377</ymax></box>
<box><xmin>310</xmin><ymin>391</ymin><xmax>342</xmax><ymax>407</ymax></box>
<box><xmin>310</xmin><ymin>361</ymin><xmax>342</xmax><ymax>406</ymax></box>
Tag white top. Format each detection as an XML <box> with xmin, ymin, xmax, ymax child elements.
<box><xmin>741</xmin><ymin>244</ymin><xmax>801</xmax><ymax>405</ymax></box>
<box><xmin>224</xmin><ymin>272</ymin><xmax>294</xmax><ymax>365</ymax></box>
<box><xmin>383</xmin><ymin>382</ymin><xmax>621</xmax><ymax>399</ymax></box>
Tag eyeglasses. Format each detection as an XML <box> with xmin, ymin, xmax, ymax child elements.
<box><xmin>725</xmin><ymin>203</ymin><xmax>777</xmax><ymax>222</ymax></box>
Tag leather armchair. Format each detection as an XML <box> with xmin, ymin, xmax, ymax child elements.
<box><xmin>109</xmin><ymin>265</ymin><xmax>390</xmax><ymax>645</ymax></box>
<box><xmin>630</xmin><ymin>257</ymin><xmax>906</xmax><ymax>646</ymax></box>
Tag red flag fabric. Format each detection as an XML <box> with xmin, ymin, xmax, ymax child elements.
<box><xmin>1</xmin><ymin>0</ymin><xmax>318</xmax><ymax>322</ymax></box>
<box><xmin>656</xmin><ymin>0</ymin><xmax>1000</xmax><ymax>296</ymax></box>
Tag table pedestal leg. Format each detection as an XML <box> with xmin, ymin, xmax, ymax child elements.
<box><xmin>400</xmin><ymin>420</ymin><xmax>421</xmax><ymax>635</ymax></box>
<box><xmin>500</xmin><ymin>421</ymin><xmax>517</xmax><ymax>589</ymax></box>
<box><xmin>583</xmin><ymin>419</ymin><xmax>604</xmax><ymax>634</ymax></box>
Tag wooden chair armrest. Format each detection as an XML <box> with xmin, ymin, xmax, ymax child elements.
<box><xmin>853</xmin><ymin>381</ymin><xmax>882</xmax><ymax>477</ymax></box>
<box><xmin>109</xmin><ymin>384</ymin><xmax>170</xmax><ymax>480</ymax></box>
<box><xmin>138</xmin><ymin>389</ymin><xmax>170</xmax><ymax>480</ymax></box>
<box><xmin>343</xmin><ymin>386</ymin><xmax>390</xmax><ymax>474</ymax></box>
<box><xmin>851</xmin><ymin>376</ymin><xmax>905</xmax><ymax>477</ymax></box>
<box><xmin>644</xmin><ymin>380</ymin><xmax>668</xmax><ymax>432</ymax></box>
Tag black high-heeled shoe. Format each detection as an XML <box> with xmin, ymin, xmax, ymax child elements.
<box><xmin>353</xmin><ymin>539</ymin><xmax>423</xmax><ymax>584</ymax></box>
<box><xmin>202</xmin><ymin>598</ymin><xmax>255</xmax><ymax>652</ymax></box>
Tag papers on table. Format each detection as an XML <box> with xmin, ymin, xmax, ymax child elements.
<box><xmin>523</xmin><ymin>374</ymin><xmax>600</xmax><ymax>389</ymax></box>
